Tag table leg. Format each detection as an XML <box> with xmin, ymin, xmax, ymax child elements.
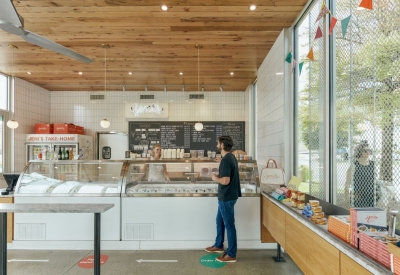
<box><xmin>272</xmin><ymin>243</ymin><xmax>285</xmax><ymax>262</ymax></box>
<box><xmin>0</xmin><ymin>213</ymin><xmax>7</xmax><ymax>275</ymax></box>
<box><xmin>94</xmin><ymin>213</ymin><xmax>100</xmax><ymax>275</ymax></box>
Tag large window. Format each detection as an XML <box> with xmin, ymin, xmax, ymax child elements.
<box><xmin>295</xmin><ymin>0</ymin><xmax>326</xmax><ymax>200</ymax></box>
<box><xmin>0</xmin><ymin>74</ymin><xmax>7</xmax><ymax>110</ymax></box>
<box><xmin>0</xmin><ymin>73</ymin><xmax>8</xmax><ymax>173</ymax></box>
<box><xmin>333</xmin><ymin>0</ymin><xmax>400</xmax><ymax>212</ymax></box>
<box><xmin>294</xmin><ymin>0</ymin><xmax>400</xmax><ymax>218</ymax></box>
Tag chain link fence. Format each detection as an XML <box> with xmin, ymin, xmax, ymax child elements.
<box><xmin>334</xmin><ymin>0</ymin><xmax>400</xmax><ymax>227</ymax></box>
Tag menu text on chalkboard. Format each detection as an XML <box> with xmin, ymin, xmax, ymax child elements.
<box><xmin>128</xmin><ymin>121</ymin><xmax>245</xmax><ymax>153</ymax></box>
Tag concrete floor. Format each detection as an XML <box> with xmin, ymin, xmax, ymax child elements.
<box><xmin>6</xmin><ymin>249</ymin><xmax>304</xmax><ymax>275</ymax></box>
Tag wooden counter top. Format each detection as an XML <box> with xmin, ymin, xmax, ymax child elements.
<box><xmin>262</xmin><ymin>192</ymin><xmax>392</xmax><ymax>275</ymax></box>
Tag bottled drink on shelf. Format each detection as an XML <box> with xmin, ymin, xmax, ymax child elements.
<box><xmin>58</xmin><ymin>147</ymin><xmax>62</xmax><ymax>160</ymax></box>
<box><xmin>65</xmin><ymin>148</ymin><xmax>69</xmax><ymax>160</ymax></box>
<box><xmin>69</xmin><ymin>147</ymin><xmax>74</xmax><ymax>160</ymax></box>
<box><xmin>61</xmin><ymin>147</ymin><xmax>65</xmax><ymax>160</ymax></box>
<box><xmin>49</xmin><ymin>148</ymin><xmax>54</xmax><ymax>160</ymax></box>
<box><xmin>42</xmin><ymin>148</ymin><xmax>47</xmax><ymax>160</ymax></box>
<box><xmin>46</xmin><ymin>148</ymin><xmax>51</xmax><ymax>160</ymax></box>
<box><xmin>38</xmin><ymin>148</ymin><xmax>43</xmax><ymax>160</ymax></box>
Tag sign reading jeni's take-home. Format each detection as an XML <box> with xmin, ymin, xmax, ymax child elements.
<box><xmin>128</xmin><ymin>121</ymin><xmax>245</xmax><ymax>153</ymax></box>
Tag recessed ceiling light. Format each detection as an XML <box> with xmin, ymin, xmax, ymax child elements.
<box><xmin>79</xmin><ymin>72</ymin><xmax>83</xmax><ymax>75</ymax></box>
<box><xmin>179</xmin><ymin>72</ymin><xmax>183</xmax><ymax>75</ymax></box>
<box><xmin>230</xmin><ymin>72</ymin><xmax>234</xmax><ymax>75</ymax></box>
<box><xmin>249</xmin><ymin>5</ymin><xmax>257</xmax><ymax>11</ymax></box>
<box><xmin>161</xmin><ymin>5</ymin><xmax>168</xmax><ymax>11</ymax></box>
<box><xmin>128</xmin><ymin>72</ymin><xmax>132</xmax><ymax>75</ymax></box>
<box><xmin>27</xmin><ymin>72</ymin><xmax>31</xmax><ymax>74</ymax></box>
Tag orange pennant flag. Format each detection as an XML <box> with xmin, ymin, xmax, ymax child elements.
<box><xmin>314</xmin><ymin>26</ymin><xmax>323</xmax><ymax>39</ymax></box>
<box><xmin>358</xmin><ymin>0</ymin><xmax>373</xmax><ymax>10</ymax></box>
<box><xmin>307</xmin><ymin>47</ymin><xmax>315</xmax><ymax>61</ymax></box>
<box><xmin>329</xmin><ymin>17</ymin><xmax>338</xmax><ymax>35</ymax></box>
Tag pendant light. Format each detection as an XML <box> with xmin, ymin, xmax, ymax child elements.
<box><xmin>194</xmin><ymin>44</ymin><xmax>203</xmax><ymax>131</ymax></box>
<box><xmin>6</xmin><ymin>45</ymin><xmax>18</xmax><ymax>129</ymax></box>
<box><xmin>100</xmin><ymin>44</ymin><xmax>111</xmax><ymax>129</ymax></box>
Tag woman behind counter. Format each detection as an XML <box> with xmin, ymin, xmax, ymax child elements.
<box><xmin>144</xmin><ymin>144</ymin><xmax>170</xmax><ymax>182</ymax></box>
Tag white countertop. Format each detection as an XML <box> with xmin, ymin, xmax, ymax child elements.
<box><xmin>262</xmin><ymin>192</ymin><xmax>393</xmax><ymax>275</ymax></box>
<box><xmin>0</xmin><ymin>203</ymin><xmax>114</xmax><ymax>213</ymax></box>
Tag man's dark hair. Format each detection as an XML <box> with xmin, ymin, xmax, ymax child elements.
<box><xmin>218</xmin><ymin>136</ymin><xmax>233</xmax><ymax>151</ymax></box>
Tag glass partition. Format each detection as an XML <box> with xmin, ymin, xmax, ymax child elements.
<box><xmin>16</xmin><ymin>160</ymin><xmax>125</xmax><ymax>195</ymax></box>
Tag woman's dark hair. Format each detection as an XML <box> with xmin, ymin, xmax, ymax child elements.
<box><xmin>218</xmin><ymin>136</ymin><xmax>233</xmax><ymax>151</ymax></box>
<box><xmin>354</xmin><ymin>141</ymin><xmax>370</xmax><ymax>159</ymax></box>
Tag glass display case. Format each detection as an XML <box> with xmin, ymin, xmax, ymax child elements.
<box><xmin>15</xmin><ymin>160</ymin><xmax>126</xmax><ymax>196</ymax></box>
<box><xmin>122</xmin><ymin>159</ymin><xmax>259</xmax><ymax>196</ymax></box>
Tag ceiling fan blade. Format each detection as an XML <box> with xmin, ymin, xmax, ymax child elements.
<box><xmin>22</xmin><ymin>30</ymin><xmax>93</xmax><ymax>64</ymax></box>
<box><xmin>0</xmin><ymin>0</ymin><xmax>23</xmax><ymax>26</ymax></box>
<box><xmin>0</xmin><ymin>20</ymin><xmax>26</xmax><ymax>35</ymax></box>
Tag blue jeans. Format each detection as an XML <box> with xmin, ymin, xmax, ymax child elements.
<box><xmin>213</xmin><ymin>199</ymin><xmax>237</xmax><ymax>258</ymax></box>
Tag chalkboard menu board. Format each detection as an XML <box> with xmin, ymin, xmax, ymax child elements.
<box><xmin>128</xmin><ymin>121</ymin><xmax>245</xmax><ymax>153</ymax></box>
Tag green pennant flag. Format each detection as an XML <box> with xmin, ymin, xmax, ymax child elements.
<box><xmin>299</xmin><ymin>61</ymin><xmax>304</xmax><ymax>76</ymax></box>
<box><xmin>285</xmin><ymin>52</ymin><xmax>292</xmax><ymax>63</ymax></box>
<box><xmin>341</xmin><ymin>15</ymin><xmax>351</xmax><ymax>38</ymax></box>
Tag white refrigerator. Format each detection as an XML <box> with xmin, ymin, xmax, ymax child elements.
<box><xmin>26</xmin><ymin>134</ymin><xmax>94</xmax><ymax>161</ymax></box>
<box><xmin>98</xmin><ymin>132</ymin><xmax>128</xmax><ymax>160</ymax></box>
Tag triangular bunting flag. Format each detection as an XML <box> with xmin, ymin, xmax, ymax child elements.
<box><xmin>285</xmin><ymin>52</ymin><xmax>292</xmax><ymax>63</ymax></box>
<box><xmin>329</xmin><ymin>17</ymin><xmax>338</xmax><ymax>35</ymax></box>
<box><xmin>292</xmin><ymin>59</ymin><xmax>297</xmax><ymax>73</ymax></box>
<box><xmin>341</xmin><ymin>15</ymin><xmax>352</xmax><ymax>38</ymax></box>
<box><xmin>314</xmin><ymin>26</ymin><xmax>323</xmax><ymax>40</ymax></box>
<box><xmin>315</xmin><ymin>3</ymin><xmax>330</xmax><ymax>23</ymax></box>
<box><xmin>307</xmin><ymin>48</ymin><xmax>315</xmax><ymax>61</ymax></box>
<box><xmin>358</xmin><ymin>0</ymin><xmax>373</xmax><ymax>10</ymax></box>
<box><xmin>299</xmin><ymin>62</ymin><xmax>304</xmax><ymax>76</ymax></box>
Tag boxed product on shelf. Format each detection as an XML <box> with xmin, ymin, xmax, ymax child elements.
<box><xmin>75</xmin><ymin>125</ymin><xmax>84</xmax><ymax>135</ymax></box>
<box><xmin>350</xmin><ymin>207</ymin><xmax>387</xmax><ymax>248</ymax></box>
<box><xmin>328</xmin><ymin>215</ymin><xmax>351</xmax><ymax>243</ymax></box>
<box><xmin>34</xmin><ymin>123</ymin><xmax>53</xmax><ymax>134</ymax></box>
<box><xmin>54</xmin><ymin>123</ymin><xmax>76</xmax><ymax>134</ymax></box>
<box><xmin>388</xmin><ymin>243</ymin><xmax>400</xmax><ymax>275</ymax></box>
<box><xmin>359</xmin><ymin>231</ymin><xmax>391</xmax><ymax>268</ymax></box>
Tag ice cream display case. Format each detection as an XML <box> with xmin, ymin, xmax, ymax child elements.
<box><xmin>15</xmin><ymin>160</ymin><xmax>125</xmax><ymax>196</ymax></box>
<box><xmin>13</xmin><ymin>160</ymin><xmax>126</xmax><ymax>242</ymax></box>
<box><xmin>120</xmin><ymin>159</ymin><xmax>266</xmax><ymax>249</ymax></box>
<box><xmin>122</xmin><ymin>159</ymin><xmax>260</xmax><ymax>197</ymax></box>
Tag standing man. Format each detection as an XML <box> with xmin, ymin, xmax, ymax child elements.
<box><xmin>205</xmin><ymin>135</ymin><xmax>241</xmax><ymax>263</ymax></box>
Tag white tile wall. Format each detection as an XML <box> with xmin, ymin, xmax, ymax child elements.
<box><xmin>244</xmin><ymin>84</ymin><xmax>252</xmax><ymax>156</ymax></box>
<box><xmin>257</xmin><ymin>30</ymin><xmax>286</xmax><ymax>171</ymax></box>
<box><xmin>50</xmin><ymin>91</ymin><xmax>246</xmax><ymax>138</ymax></box>
<box><xmin>13</xmin><ymin>78</ymin><xmax>51</xmax><ymax>172</ymax></box>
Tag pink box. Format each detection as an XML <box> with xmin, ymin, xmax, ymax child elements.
<box><xmin>359</xmin><ymin>232</ymin><xmax>391</xmax><ymax>268</ymax></box>
<box><xmin>34</xmin><ymin>124</ymin><xmax>53</xmax><ymax>134</ymax></box>
<box><xmin>75</xmin><ymin>126</ymin><xmax>84</xmax><ymax>135</ymax></box>
<box><xmin>53</xmin><ymin>123</ymin><xmax>76</xmax><ymax>134</ymax></box>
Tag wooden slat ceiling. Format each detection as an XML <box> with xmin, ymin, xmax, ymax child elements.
<box><xmin>0</xmin><ymin>0</ymin><xmax>307</xmax><ymax>92</ymax></box>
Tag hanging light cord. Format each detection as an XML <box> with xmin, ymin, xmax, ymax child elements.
<box><xmin>104</xmin><ymin>46</ymin><xmax>107</xmax><ymax>93</ymax></box>
<box><xmin>12</xmin><ymin>46</ymin><xmax>14</xmax><ymax>79</ymax></box>
<box><xmin>197</xmin><ymin>45</ymin><xmax>199</xmax><ymax>93</ymax></box>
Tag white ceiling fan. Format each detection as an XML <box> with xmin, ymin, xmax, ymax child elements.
<box><xmin>0</xmin><ymin>0</ymin><xmax>93</xmax><ymax>63</ymax></box>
